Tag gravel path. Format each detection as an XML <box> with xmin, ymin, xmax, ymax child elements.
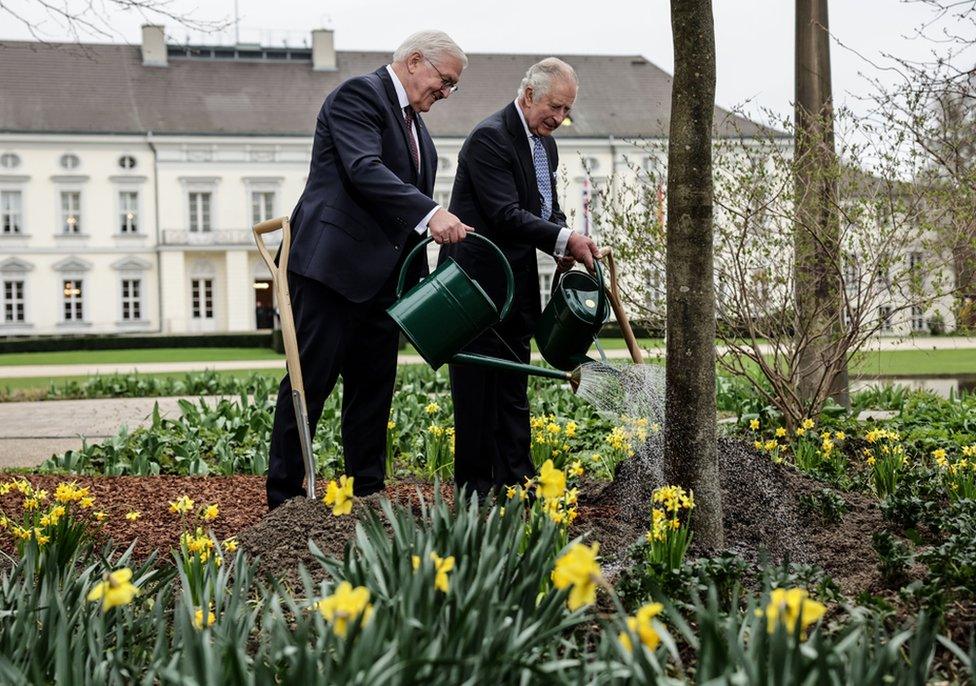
<box><xmin>0</xmin><ymin>396</ymin><xmax>226</xmax><ymax>468</ymax></box>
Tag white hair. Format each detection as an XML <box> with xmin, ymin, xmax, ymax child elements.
<box><xmin>517</xmin><ymin>57</ymin><xmax>578</xmax><ymax>100</ymax></box>
<box><xmin>393</xmin><ymin>30</ymin><xmax>467</xmax><ymax>68</ymax></box>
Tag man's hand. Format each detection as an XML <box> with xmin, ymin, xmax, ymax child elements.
<box><xmin>554</xmin><ymin>255</ymin><xmax>576</xmax><ymax>273</ymax></box>
<box><xmin>566</xmin><ymin>231</ymin><xmax>600</xmax><ymax>270</ymax></box>
<box><xmin>428</xmin><ymin>208</ymin><xmax>474</xmax><ymax>245</ymax></box>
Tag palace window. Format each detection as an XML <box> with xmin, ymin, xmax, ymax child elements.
<box><xmin>191</xmin><ymin>278</ymin><xmax>214</xmax><ymax>319</ymax></box>
<box><xmin>251</xmin><ymin>191</ymin><xmax>275</xmax><ymax>226</ymax></box>
<box><xmin>119</xmin><ymin>191</ymin><xmax>139</xmax><ymax>233</ymax></box>
<box><xmin>1</xmin><ymin>191</ymin><xmax>22</xmax><ymax>234</ymax></box>
<box><xmin>1</xmin><ymin>280</ymin><xmax>24</xmax><ymax>323</ymax></box>
<box><xmin>188</xmin><ymin>192</ymin><xmax>212</xmax><ymax>232</ymax></box>
<box><xmin>62</xmin><ymin>279</ymin><xmax>84</xmax><ymax>321</ymax></box>
<box><xmin>61</xmin><ymin>191</ymin><xmax>81</xmax><ymax>234</ymax></box>
<box><xmin>121</xmin><ymin>278</ymin><xmax>142</xmax><ymax>321</ymax></box>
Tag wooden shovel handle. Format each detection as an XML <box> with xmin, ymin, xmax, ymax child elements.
<box><xmin>252</xmin><ymin>217</ymin><xmax>305</xmax><ymax>397</ymax></box>
<box><xmin>597</xmin><ymin>248</ymin><xmax>645</xmax><ymax>365</ymax></box>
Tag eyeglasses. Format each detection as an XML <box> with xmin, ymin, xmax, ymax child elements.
<box><xmin>424</xmin><ymin>56</ymin><xmax>459</xmax><ymax>94</ymax></box>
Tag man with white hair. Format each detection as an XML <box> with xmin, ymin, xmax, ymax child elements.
<box><xmin>440</xmin><ymin>57</ymin><xmax>600</xmax><ymax>497</ymax></box>
<box><xmin>267</xmin><ymin>30</ymin><xmax>473</xmax><ymax>509</ymax></box>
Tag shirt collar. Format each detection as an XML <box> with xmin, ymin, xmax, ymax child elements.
<box><xmin>514</xmin><ymin>98</ymin><xmax>535</xmax><ymax>144</ymax></box>
<box><xmin>386</xmin><ymin>64</ymin><xmax>411</xmax><ymax>111</ymax></box>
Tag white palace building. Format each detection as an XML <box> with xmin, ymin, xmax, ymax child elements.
<box><xmin>0</xmin><ymin>26</ymin><xmax>780</xmax><ymax>336</ymax></box>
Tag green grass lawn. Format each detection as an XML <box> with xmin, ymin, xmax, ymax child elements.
<box><xmin>2</xmin><ymin>344</ymin><xmax>974</xmax><ymax>396</ymax></box>
<box><xmin>0</xmin><ymin>340</ymin><xmax>667</xmax><ymax>367</ymax></box>
<box><xmin>850</xmin><ymin>348</ymin><xmax>976</xmax><ymax>377</ymax></box>
<box><xmin>0</xmin><ymin>347</ymin><xmax>283</xmax><ymax>366</ymax></box>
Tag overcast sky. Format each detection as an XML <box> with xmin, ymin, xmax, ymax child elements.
<box><xmin>0</xmin><ymin>0</ymin><xmax>963</xmax><ymax>124</ymax></box>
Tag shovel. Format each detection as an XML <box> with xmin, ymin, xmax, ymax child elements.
<box><xmin>253</xmin><ymin>216</ymin><xmax>317</xmax><ymax>500</ymax></box>
<box><xmin>596</xmin><ymin>247</ymin><xmax>645</xmax><ymax>364</ymax></box>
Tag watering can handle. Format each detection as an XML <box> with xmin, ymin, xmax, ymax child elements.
<box><xmin>590</xmin><ymin>256</ymin><xmax>608</xmax><ymax>323</ymax></box>
<box><xmin>395</xmin><ymin>233</ymin><xmax>516</xmax><ymax>322</ymax></box>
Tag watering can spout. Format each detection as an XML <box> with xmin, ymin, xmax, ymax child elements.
<box><xmin>450</xmin><ymin>352</ymin><xmax>578</xmax><ymax>389</ymax></box>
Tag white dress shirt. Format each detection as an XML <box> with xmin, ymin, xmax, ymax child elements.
<box><xmin>514</xmin><ymin>99</ymin><xmax>573</xmax><ymax>257</ymax></box>
<box><xmin>386</xmin><ymin>65</ymin><xmax>439</xmax><ymax>234</ymax></box>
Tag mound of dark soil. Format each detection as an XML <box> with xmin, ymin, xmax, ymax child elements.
<box><xmin>237</xmin><ymin>482</ymin><xmax>454</xmax><ymax>588</ymax></box>
<box><xmin>235</xmin><ymin>439</ymin><xmax>884</xmax><ymax>595</ymax></box>
<box><xmin>590</xmin><ymin>437</ymin><xmax>883</xmax><ymax>594</ymax></box>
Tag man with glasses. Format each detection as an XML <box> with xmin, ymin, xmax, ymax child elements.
<box><xmin>267</xmin><ymin>30</ymin><xmax>472</xmax><ymax>509</ymax></box>
<box><xmin>440</xmin><ymin>58</ymin><xmax>601</xmax><ymax>498</ymax></box>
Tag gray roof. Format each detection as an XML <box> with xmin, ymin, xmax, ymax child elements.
<box><xmin>0</xmin><ymin>40</ymin><xmax>778</xmax><ymax>139</ymax></box>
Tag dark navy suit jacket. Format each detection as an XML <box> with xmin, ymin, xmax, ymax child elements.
<box><xmin>288</xmin><ymin>67</ymin><xmax>438</xmax><ymax>302</ymax></box>
<box><xmin>440</xmin><ymin>102</ymin><xmax>566</xmax><ymax>333</ymax></box>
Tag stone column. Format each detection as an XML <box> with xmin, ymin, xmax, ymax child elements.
<box><xmin>159</xmin><ymin>251</ymin><xmax>186</xmax><ymax>333</ymax></box>
<box><xmin>224</xmin><ymin>249</ymin><xmax>252</xmax><ymax>331</ymax></box>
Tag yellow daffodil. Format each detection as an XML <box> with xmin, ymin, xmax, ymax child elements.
<box><xmin>619</xmin><ymin>602</ymin><xmax>664</xmax><ymax>652</ymax></box>
<box><xmin>424</xmin><ymin>401</ymin><xmax>440</xmax><ymax>415</ymax></box>
<box><xmin>324</xmin><ymin>475</ymin><xmax>355</xmax><ymax>516</ymax></box>
<box><xmin>760</xmin><ymin>587</ymin><xmax>826</xmax><ymax>636</ymax></box>
<box><xmin>387</xmin><ymin>419</ymin><xmax>396</xmax><ymax>430</ymax></box>
<box><xmin>552</xmin><ymin>542</ymin><xmax>601</xmax><ymax>610</ymax></box>
<box><xmin>749</xmin><ymin>418</ymin><xmax>760</xmax><ymax>431</ymax></box>
<box><xmin>93</xmin><ymin>511</ymin><xmax>108</xmax><ymax>522</ymax></box>
<box><xmin>569</xmin><ymin>461</ymin><xmax>585</xmax><ymax>477</ymax></box>
<box><xmin>222</xmin><ymin>537</ymin><xmax>238</xmax><ymax>553</ymax></box>
<box><xmin>87</xmin><ymin>568</ymin><xmax>139</xmax><ymax>612</ymax></box>
<box><xmin>430</xmin><ymin>552</ymin><xmax>455</xmax><ymax>593</ymax></box>
<box><xmin>775</xmin><ymin>427</ymin><xmax>787</xmax><ymax>438</ymax></box>
<box><xmin>193</xmin><ymin>605</ymin><xmax>217</xmax><ymax>629</ymax></box>
<box><xmin>201</xmin><ymin>504</ymin><xmax>219</xmax><ymax>522</ymax></box>
<box><xmin>537</xmin><ymin>460</ymin><xmax>566</xmax><ymax>500</ymax></box>
<box><xmin>834</xmin><ymin>431</ymin><xmax>846</xmax><ymax>440</ymax></box>
<box><xmin>314</xmin><ymin>581</ymin><xmax>373</xmax><ymax>638</ymax></box>
<box><xmin>932</xmin><ymin>448</ymin><xmax>948</xmax><ymax>468</ymax></box>
<box><xmin>801</xmin><ymin>418</ymin><xmax>815</xmax><ymax>430</ymax></box>
<box><xmin>54</xmin><ymin>482</ymin><xmax>89</xmax><ymax>504</ymax></box>
<box><xmin>169</xmin><ymin>495</ymin><xmax>194</xmax><ymax>515</ymax></box>
<box><xmin>125</xmin><ymin>511</ymin><xmax>141</xmax><ymax>521</ymax></box>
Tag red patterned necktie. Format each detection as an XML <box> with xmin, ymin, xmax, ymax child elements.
<box><xmin>403</xmin><ymin>106</ymin><xmax>420</xmax><ymax>170</ymax></box>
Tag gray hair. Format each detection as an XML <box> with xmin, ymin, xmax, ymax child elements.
<box><xmin>393</xmin><ymin>30</ymin><xmax>468</xmax><ymax>68</ymax></box>
<box><xmin>517</xmin><ymin>57</ymin><xmax>578</xmax><ymax>99</ymax></box>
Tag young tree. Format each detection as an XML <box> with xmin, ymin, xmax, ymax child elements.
<box><xmin>665</xmin><ymin>0</ymin><xmax>724</xmax><ymax>549</ymax></box>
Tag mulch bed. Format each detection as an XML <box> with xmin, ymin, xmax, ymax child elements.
<box><xmin>0</xmin><ymin>439</ymin><xmax>884</xmax><ymax>597</ymax></box>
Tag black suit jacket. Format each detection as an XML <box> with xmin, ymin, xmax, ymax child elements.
<box><xmin>440</xmin><ymin>102</ymin><xmax>567</xmax><ymax>334</ymax></box>
<box><xmin>288</xmin><ymin>67</ymin><xmax>438</xmax><ymax>303</ymax></box>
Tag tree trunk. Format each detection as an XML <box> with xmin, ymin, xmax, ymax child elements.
<box><xmin>665</xmin><ymin>0</ymin><xmax>724</xmax><ymax>549</ymax></box>
<box><xmin>794</xmin><ymin>0</ymin><xmax>850</xmax><ymax>409</ymax></box>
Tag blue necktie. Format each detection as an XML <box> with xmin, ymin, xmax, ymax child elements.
<box><xmin>531</xmin><ymin>135</ymin><xmax>553</xmax><ymax>220</ymax></box>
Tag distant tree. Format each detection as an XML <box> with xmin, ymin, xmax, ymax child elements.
<box><xmin>1</xmin><ymin>1</ymin><xmax>228</xmax><ymax>43</ymax></box>
<box><xmin>793</xmin><ymin>0</ymin><xmax>850</xmax><ymax>409</ymax></box>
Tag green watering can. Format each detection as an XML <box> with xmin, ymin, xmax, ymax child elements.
<box><xmin>387</xmin><ymin>234</ymin><xmax>610</xmax><ymax>389</ymax></box>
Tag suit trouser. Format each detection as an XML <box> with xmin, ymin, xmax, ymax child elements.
<box><xmin>266</xmin><ymin>270</ymin><xmax>401</xmax><ymax>509</ymax></box>
<box><xmin>449</xmin><ymin>302</ymin><xmax>536</xmax><ymax>496</ymax></box>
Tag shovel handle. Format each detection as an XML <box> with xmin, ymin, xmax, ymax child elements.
<box><xmin>252</xmin><ymin>215</ymin><xmax>317</xmax><ymax>498</ymax></box>
<box><xmin>251</xmin><ymin>216</ymin><xmax>302</xmax><ymax>394</ymax></box>
<box><xmin>597</xmin><ymin>248</ymin><xmax>645</xmax><ymax>365</ymax></box>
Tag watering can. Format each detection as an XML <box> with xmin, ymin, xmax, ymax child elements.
<box><xmin>387</xmin><ymin>234</ymin><xmax>614</xmax><ymax>389</ymax></box>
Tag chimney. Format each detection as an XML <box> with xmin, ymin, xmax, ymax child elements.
<box><xmin>312</xmin><ymin>28</ymin><xmax>336</xmax><ymax>71</ymax></box>
<box><xmin>141</xmin><ymin>24</ymin><xmax>167</xmax><ymax>67</ymax></box>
